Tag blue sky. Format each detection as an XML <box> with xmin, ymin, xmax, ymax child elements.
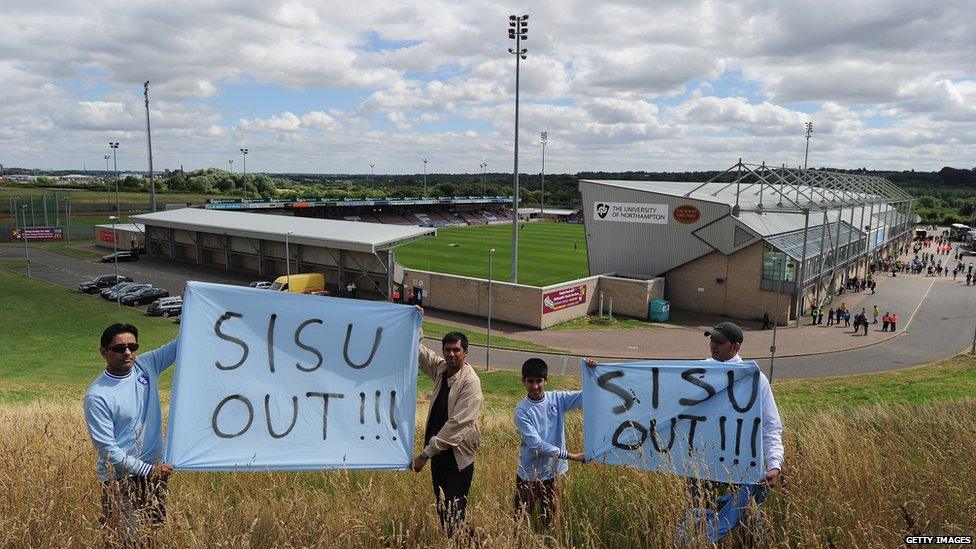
<box><xmin>1</xmin><ymin>0</ymin><xmax>974</xmax><ymax>174</ymax></box>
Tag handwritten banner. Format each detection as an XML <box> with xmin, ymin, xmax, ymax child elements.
<box><xmin>164</xmin><ymin>281</ymin><xmax>421</xmax><ymax>471</ymax></box>
<box><xmin>582</xmin><ymin>360</ymin><xmax>765</xmax><ymax>484</ymax></box>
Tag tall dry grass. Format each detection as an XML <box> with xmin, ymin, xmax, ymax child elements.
<box><xmin>1</xmin><ymin>398</ymin><xmax>974</xmax><ymax>548</ymax></box>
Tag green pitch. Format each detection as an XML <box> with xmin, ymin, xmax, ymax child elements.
<box><xmin>395</xmin><ymin>222</ymin><xmax>589</xmax><ymax>286</ymax></box>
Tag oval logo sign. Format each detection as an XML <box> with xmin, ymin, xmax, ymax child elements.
<box><xmin>673</xmin><ymin>204</ymin><xmax>701</xmax><ymax>224</ymax></box>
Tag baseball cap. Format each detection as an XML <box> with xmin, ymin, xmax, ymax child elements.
<box><xmin>704</xmin><ymin>322</ymin><xmax>743</xmax><ymax>344</ymax></box>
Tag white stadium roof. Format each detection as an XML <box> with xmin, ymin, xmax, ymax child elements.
<box><xmin>131</xmin><ymin>208</ymin><xmax>435</xmax><ymax>253</ymax></box>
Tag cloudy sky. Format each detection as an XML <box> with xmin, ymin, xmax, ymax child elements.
<box><xmin>2</xmin><ymin>0</ymin><xmax>975</xmax><ymax>174</ymax></box>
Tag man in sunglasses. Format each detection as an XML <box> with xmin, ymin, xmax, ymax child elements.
<box><xmin>83</xmin><ymin>323</ymin><xmax>179</xmax><ymax>546</ymax></box>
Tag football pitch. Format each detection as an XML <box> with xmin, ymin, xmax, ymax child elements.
<box><xmin>394</xmin><ymin>222</ymin><xmax>589</xmax><ymax>286</ymax></box>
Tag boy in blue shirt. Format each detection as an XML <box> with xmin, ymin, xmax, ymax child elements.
<box><xmin>513</xmin><ymin>358</ymin><xmax>591</xmax><ymax>527</ymax></box>
<box><xmin>83</xmin><ymin>323</ymin><xmax>179</xmax><ymax>545</ymax></box>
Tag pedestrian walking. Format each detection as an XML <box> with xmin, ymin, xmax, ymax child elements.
<box><xmin>872</xmin><ymin>305</ymin><xmax>880</xmax><ymax>324</ymax></box>
<box><xmin>826</xmin><ymin>307</ymin><xmax>834</xmax><ymax>326</ymax></box>
<box><xmin>890</xmin><ymin>313</ymin><xmax>898</xmax><ymax>331</ymax></box>
<box><xmin>882</xmin><ymin>313</ymin><xmax>890</xmax><ymax>332</ymax></box>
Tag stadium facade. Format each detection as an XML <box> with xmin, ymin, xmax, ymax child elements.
<box><xmin>580</xmin><ymin>162</ymin><xmax>916</xmax><ymax>324</ymax></box>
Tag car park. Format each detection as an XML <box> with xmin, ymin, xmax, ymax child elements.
<box><xmin>103</xmin><ymin>282</ymin><xmax>151</xmax><ymax>301</ymax></box>
<box><xmin>78</xmin><ymin>274</ymin><xmax>133</xmax><ymax>293</ymax></box>
<box><xmin>100</xmin><ymin>250</ymin><xmax>139</xmax><ymax>263</ymax></box>
<box><xmin>100</xmin><ymin>282</ymin><xmax>140</xmax><ymax>299</ymax></box>
<box><xmin>121</xmin><ymin>286</ymin><xmax>170</xmax><ymax>306</ymax></box>
<box><xmin>147</xmin><ymin>296</ymin><xmax>182</xmax><ymax>317</ymax></box>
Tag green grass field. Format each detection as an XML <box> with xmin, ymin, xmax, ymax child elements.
<box><xmin>395</xmin><ymin>222</ymin><xmax>589</xmax><ymax>286</ymax></box>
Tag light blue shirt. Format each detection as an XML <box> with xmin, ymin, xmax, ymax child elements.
<box><xmin>514</xmin><ymin>390</ymin><xmax>583</xmax><ymax>481</ymax></box>
<box><xmin>83</xmin><ymin>340</ymin><xmax>178</xmax><ymax>480</ymax></box>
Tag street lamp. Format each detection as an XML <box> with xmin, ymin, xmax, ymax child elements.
<box><xmin>803</xmin><ymin>122</ymin><xmax>813</xmax><ymax>170</ymax></box>
<box><xmin>422</xmin><ymin>158</ymin><xmax>428</xmax><ymax>196</ymax></box>
<box><xmin>508</xmin><ymin>13</ymin><xmax>528</xmax><ymax>283</ymax></box>
<box><xmin>369</xmin><ymin>163</ymin><xmax>375</xmax><ymax>184</ymax></box>
<box><xmin>768</xmin><ymin>257</ymin><xmax>795</xmax><ymax>382</ymax></box>
<box><xmin>487</xmin><ymin>248</ymin><xmax>495</xmax><ymax>371</ymax></box>
<box><xmin>108</xmin><ymin>142</ymin><xmax>120</xmax><ymax>222</ymax></box>
<box><xmin>540</xmin><ymin>131</ymin><xmax>548</xmax><ymax>219</ymax></box>
<box><xmin>240</xmin><ymin>148</ymin><xmax>249</xmax><ymax>196</ymax></box>
<box><xmin>109</xmin><ymin>215</ymin><xmax>121</xmax><ymax>307</ymax></box>
<box><xmin>19</xmin><ymin>204</ymin><xmax>30</xmax><ymax>277</ymax></box>
<box><xmin>285</xmin><ymin>230</ymin><xmax>294</xmax><ymax>290</ymax></box>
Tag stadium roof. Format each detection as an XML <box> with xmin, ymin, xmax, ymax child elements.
<box><xmin>131</xmin><ymin>208</ymin><xmax>435</xmax><ymax>253</ymax></box>
<box><xmin>517</xmin><ymin>207</ymin><xmax>579</xmax><ymax>216</ymax></box>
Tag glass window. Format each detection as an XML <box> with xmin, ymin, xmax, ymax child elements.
<box><xmin>762</xmin><ymin>243</ymin><xmax>797</xmax><ymax>282</ymax></box>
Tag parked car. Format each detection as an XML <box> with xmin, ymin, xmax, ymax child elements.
<box><xmin>249</xmin><ymin>281</ymin><xmax>272</xmax><ymax>289</ymax></box>
<box><xmin>147</xmin><ymin>296</ymin><xmax>182</xmax><ymax>317</ymax></box>
<box><xmin>122</xmin><ymin>287</ymin><xmax>170</xmax><ymax>306</ymax></box>
<box><xmin>103</xmin><ymin>283</ymin><xmax>151</xmax><ymax>301</ymax></box>
<box><xmin>78</xmin><ymin>274</ymin><xmax>132</xmax><ymax>294</ymax></box>
<box><xmin>101</xmin><ymin>281</ymin><xmax>141</xmax><ymax>299</ymax></box>
<box><xmin>100</xmin><ymin>250</ymin><xmax>139</xmax><ymax>263</ymax></box>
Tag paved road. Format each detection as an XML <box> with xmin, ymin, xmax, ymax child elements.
<box><xmin>3</xmin><ymin>245</ymin><xmax>974</xmax><ymax>380</ymax></box>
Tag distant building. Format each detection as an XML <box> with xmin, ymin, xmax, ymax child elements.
<box><xmin>580</xmin><ymin>161</ymin><xmax>917</xmax><ymax>324</ymax></box>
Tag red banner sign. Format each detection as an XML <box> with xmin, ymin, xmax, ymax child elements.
<box><xmin>9</xmin><ymin>227</ymin><xmax>64</xmax><ymax>241</ymax></box>
<box><xmin>98</xmin><ymin>229</ymin><xmax>116</xmax><ymax>243</ymax></box>
<box><xmin>542</xmin><ymin>284</ymin><xmax>588</xmax><ymax>314</ymax></box>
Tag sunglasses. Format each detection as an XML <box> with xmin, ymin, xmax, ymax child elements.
<box><xmin>108</xmin><ymin>343</ymin><xmax>140</xmax><ymax>354</ymax></box>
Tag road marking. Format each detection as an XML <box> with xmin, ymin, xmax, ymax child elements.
<box><xmin>903</xmin><ymin>278</ymin><xmax>936</xmax><ymax>331</ymax></box>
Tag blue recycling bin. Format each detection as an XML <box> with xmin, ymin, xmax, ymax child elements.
<box><xmin>649</xmin><ymin>299</ymin><xmax>670</xmax><ymax>322</ymax></box>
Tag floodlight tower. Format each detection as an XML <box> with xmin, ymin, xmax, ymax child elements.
<box><xmin>108</xmin><ymin>142</ymin><xmax>120</xmax><ymax>221</ymax></box>
<box><xmin>423</xmin><ymin>158</ymin><xmax>428</xmax><ymax>196</ymax></box>
<box><xmin>240</xmin><ymin>147</ymin><xmax>248</xmax><ymax>196</ymax></box>
<box><xmin>540</xmin><ymin>131</ymin><xmax>548</xmax><ymax>219</ymax></box>
<box><xmin>803</xmin><ymin>122</ymin><xmax>813</xmax><ymax>170</ymax></box>
<box><xmin>508</xmin><ymin>13</ymin><xmax>528</xmax><ymax>283</ymax></box>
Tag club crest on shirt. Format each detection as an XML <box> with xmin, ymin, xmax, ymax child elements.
<box><xmin>550</xmin><ymin>404</ymin><xmax>558</xmax><ymax>415</ymax></box>
<box><xmin>137</xmin><ymin>374</ymin><xmax>149</xmax><ymax>386</ymax></box>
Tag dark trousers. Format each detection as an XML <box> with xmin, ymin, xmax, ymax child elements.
<box><xmin>514</xmin><ymin>476</ymin><xmax>558</xmax><ymax>528</ymax></box>
<box><xmin>431</xmin><ymin>455</ymin><xmax>474</xmax><ymax>536</ymax></box>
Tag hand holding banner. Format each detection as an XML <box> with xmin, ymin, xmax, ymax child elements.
<box><xmin>583</xmin><ymin>360</ymin><xmax>765</xmax><ymax>484</ymax></box>
<box><xmin>164</xmin><ymin>282</ymin><xmax>421</xmax><ymax>471</ymax></box>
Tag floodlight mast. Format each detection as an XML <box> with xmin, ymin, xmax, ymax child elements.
<box><xmin>803</xmin><ymin>122</ymin><xmax>813</xmax><ymax>170</ymax></box>
<box><xmin>508</xmin><ymin>14</ymin><xmax>528</xmax><ymax>283</ymax></box>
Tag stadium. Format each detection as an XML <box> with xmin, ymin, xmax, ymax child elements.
<box><xmin>130</xmin><ymin>161</ymin><xmax>915</xmax><ymax>328</ymax></box>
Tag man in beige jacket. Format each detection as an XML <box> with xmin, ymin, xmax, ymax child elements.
<box><xmin>412</xmin><ymin>323</ymin><xmax>484</xmax><ymax>536</ymax></box>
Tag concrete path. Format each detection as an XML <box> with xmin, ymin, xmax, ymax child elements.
<box><xmin>3</xmin><ymin>240</ymin><xmax>974</xmax><ymax>380</ymax></box>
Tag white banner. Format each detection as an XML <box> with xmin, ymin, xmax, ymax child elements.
<box><xmin>164</xmin><ymin>281</ymin><xmax>421</xmax><ymax>471</ymax></box>
<box><xmin>593</xmin><ymin>202</ymin><xmax>669</xmax><ymax>224</ymax></box>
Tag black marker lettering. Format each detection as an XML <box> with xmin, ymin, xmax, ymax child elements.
<box><xmin>295</xmin><ymin>319</ymin><xmax>324</xmax><ymax>372</ymax></box>
<box><xmin>649</xmin><ymin>417</ymin><xmax>677</xmax><ymax>453</ymax></box>
<box><xmin>597</xmin><ymin>371</ymin><xmax>633</xmax><ymax>414</ymax></box>
<box><xmin>306</xmin><ymin>392</ymin><xmax>344</xmax><ymax>440</ymax></box>
<box><xmin>264</xmin><ymin>394</ymin><xmax>298</xmax><ymax>439</ymax></box>
<box><xmin>678</xmin><ymin>414</ymin><xmax>706</xmax><ymax>456</ymax></box>
<box><xmin>389</xmin><ymin>390</ymin><xmax>398</xmax><ymax>429</ymax></box>
<box><xmin>267</xmin><ymin>313</ymin><xmax>277</xmax><ymax>373</ymax></box>
<box><xmin>611</xmin><ymin>420</ymin><xmax>647</xmax><ymax>450</ymax></box>
<box><xmin>727</xmin><ymin>369</ymin><xmax>759</xmax><ymax>413</ymax></box>
<box><xmin>212</xmin><ymin>394</ymin><xmax>253</xmax><ymax>438</ymax></box>
<box><xmin>651</xmin><ymin>367</ymin><xmax>659</xmax><ymax>409</ymax></box>
<box><xmin>374</xmin><ymin>390</ymin><xmax>382</xmax><ymax>424</ymax></box>
<box><xmin>359</xmin><ymin>392</ymin><xmax>366</xmax><ymax>424</ymax></box>
<box><xmin>735</xmin><ymin>417</ymin><xmax>743</xmax><ymax>457</ymax></box>
<box><xmin>679</xmin><ymin>368</ymin><xmax>716</xmax><ymax>406</ymax></box>
<box><xmin>214</xmin><ymin>312</ymin><xmax>248</xmax><ymax>370</ymax></box>
<box><xmin>343</xmin><ymin>325</ymin><xmax>382</xmax><ymax>369</ymax></box>
<box><xmin>719</xmin><ymin>416</ymin><xmax>727</xmax><ymax>452</ymax></box>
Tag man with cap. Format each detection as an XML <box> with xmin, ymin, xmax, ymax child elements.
<box><xmin>702</xmin><ymin>322</ymin><xmax>783</xmax><ymax>488</ymax></box>
<box><xmin>683</xmin><ymin>322</ymin><xmax>784</xmax><ymax>542</ymax></box>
